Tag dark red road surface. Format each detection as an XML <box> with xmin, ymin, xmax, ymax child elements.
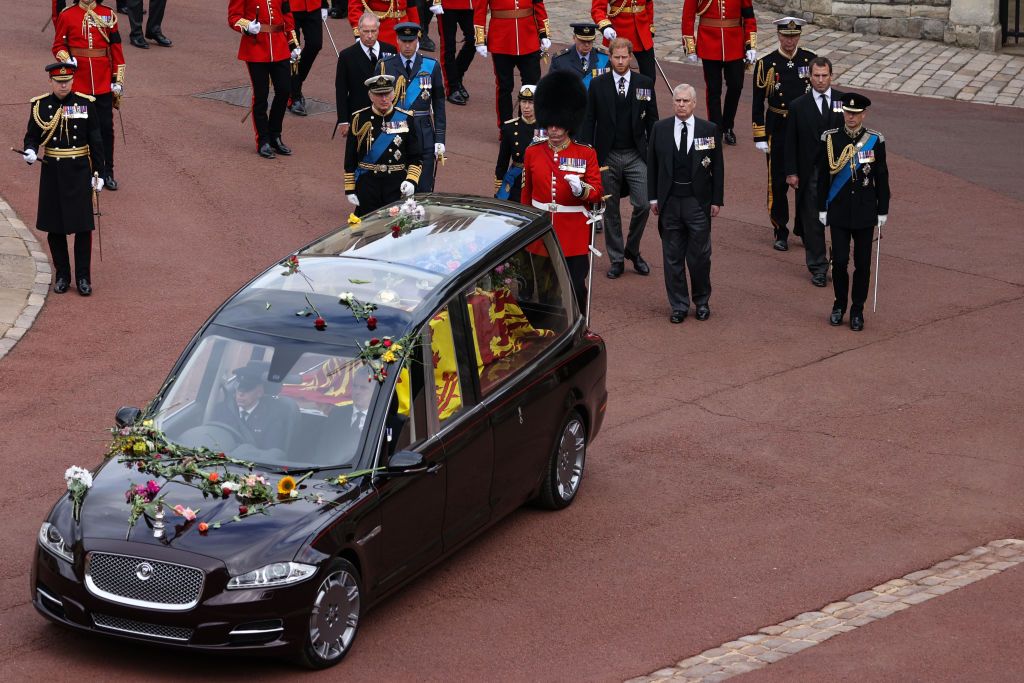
<box><xmin>2</xmin><ymin>3</ymin><xmax>1022</xmax><ymax>680</ymax></box>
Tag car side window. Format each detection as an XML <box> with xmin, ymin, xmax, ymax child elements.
<box><xmin>425</xmin><ymin>303</ymin><xmax>465</xmax><ymax>424</ymax></box>
<box><xmin>387</xmin><ymin>339</ymin><xmax>431</xmax><ymax>455</ymax></box>
<box><xmin>464</xmin><ymin>233</ymin><xmax>577</xmax><ymax>395</ymax></box>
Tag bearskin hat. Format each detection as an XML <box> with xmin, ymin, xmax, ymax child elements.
<box><xmin>534</xmin><ymin>70</ymin><xmax>587</xmax><ymax>135</ymax></box>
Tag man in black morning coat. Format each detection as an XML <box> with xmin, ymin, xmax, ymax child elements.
<box><xmin>335</xmin><ymin>12</ymin><xmax>397</xmax><ymax>138</ymax></box>
<box><xmin>647</xmin><ymin>83</ymin><xmax>724</xmax><ymax>324</ymax></box>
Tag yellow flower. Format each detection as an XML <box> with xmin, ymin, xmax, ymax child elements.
<box><xmin>277</xmin><ymin>476</ymin><xmax>296</xmax><ymax>496</ymax></box>
<box><xmin>335</xmin><ymin>475</ymin><xmax>349</xmax><ymax>486</ymax></box>
<box><xmin>132</xmin><ymin>441</ymin><xmax>148</xmax><ymax>455</ymax></box>
<box><xmin>381</xmin><ymin>350</ymin><xmax>396</xmax><ymax>363</ymax></box>
<box><xmin>142</xmin><ymin>419</ymin><xmax>154</xmax><ymax>427</ymax></box>
<box><xmin>391</xmin><ymin>343</ymin><xmax>403</xmax><ymax>352</ymax></box>
<box><xmin>347</xmin><ymin>214</ymin><xmax>362</xmax><ymax>227</ymax></box>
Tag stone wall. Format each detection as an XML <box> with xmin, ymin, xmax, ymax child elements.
<box><xmin>755</xmin><ymin>0</ymin><xmax>1002</xmax><ymax>51</ymax></box>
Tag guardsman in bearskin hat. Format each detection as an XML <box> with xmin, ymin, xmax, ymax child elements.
<box><xmin>494</xmin><ymin>84</ymin><xmax>546</xmax><ymax>201</ymax></box>
<box><xmin>682</xmin><ymin>0</ymin><xmax>757</xmax><ymax>146</ymax></box>
<box><xmin>52</xmin><ymin>0</ymin><xmax>125</xmax><ymax>190</ymax></box>
<box><xmin>817</xmin><ymin>92</ymin><xmax>889</xmax><ymax>332</ymax></box>
<box><xmin>349</xmin><ymin>0</ymin><xmax>419</xmax><ymax>47</ymax></box>
<box><xmin>751</xmin><ymin>17</ymin><xmax>815</xmax><ymax>251</ymax></box>
<box><xmin>591</xmin><ymin>0</ymin><xmax>657</xmax><ymax>83</ymax></box>
<box><xmin>380</xmin><ymin>22</ymin><xmax>446</xmax><ymax>192</ymax></box>
<box><xmin>474</xmin><ymin>0</ymin><xmax>552</xmax><ymax>129</ymax></box>
<box><xmin>22</xmin><ymin>63</ymin><xmax>106</xmax><ymax>296</ymax></box>
<box><xmin>229</xmin><ymin>0</ymin><xmax>301</xmax><ymax>159</ymax></box>
<box><xmin>344</xmin><ymin>74</ymin><xmax>424</xmax><ymax>216</ymax></box>
<box><xmin>549</xmin><ymin>22</ymin><xmax>610</xmax><ymax>90</ymax></box>
<box><xmin>521</xmin><ymin>71</ymin><xmax>603</xmax><ymax>312</ymax></box>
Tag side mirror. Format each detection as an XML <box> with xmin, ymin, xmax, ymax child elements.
<box><xmin>386</xmin><ymin>449</ymin><xmax>426</xmax><ymax>475</ymax></box>
<box><xmin>115</xmin><ymin>406</ymin><xmax>142</xmax><ymax>428</ymax></box>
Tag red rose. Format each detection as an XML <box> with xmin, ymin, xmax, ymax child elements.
<box><xmin>239</xmin><ymin>505</ymin><xmax>249</xmax><ymax>515</ymax></box>
<box><xmin>221</xmin><ymin>486</ymin><xmax>231</xmax><ymax>497</ymax></box>
<box><xmin>370</xmin><ymin>337</ymin><xmax>380</xmax><ymax>346</ymax></box>
<box><xmin>366</xmin><ymin>316</ymin><xmax>377</xmax><ymax>331</ymax></box>
<box><xmin>208</xmin><ymin>472</ymin><xmax>219</xmax><ymax>483</ymax></box>
<box><xmin>383</xmin><ymin>339</ymin><xmax>392</xmax><ymax>348</ymax></box>
<box><xmin>314</xmin><ymin>317</ymin><xmax>326</xmax><ymax>330</ymax></box>
<box><xmin>198</xmin><ymin>522</ymin><xmax>209</xmax><ymax>534</ymax></box>
<box><xmin>218</xmin><ymin>452</ymin><xmax>226</xmax><ymax>459</ymax></box>
<box><xmin>391</xmin><ymin>225</ymin><xmax>401</xmax><ymax>238</ymax></box>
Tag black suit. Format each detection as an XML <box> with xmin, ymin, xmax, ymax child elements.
<box><xmin>647</xmin><ymin>115</ymin><xmax>724</xmax><ymax>315</ymax></box>
<box><xmin>231</xmin><ymin>396</ymin><xmax>298</xmax><ymax>452</ymax></box>
<box><xmin>581</xmin><ymin>70</ymin><xmax>658</xmax><ymax>265</ymax></box>
<box><xmin>335</xmin><ymin>40</ymin><xmax>398</xmax><ymax>125</ymax></box>
<box><xmin>784</xmin><ymin>88</ymin><xmax>844</xmax><ymax>276</ymax></box>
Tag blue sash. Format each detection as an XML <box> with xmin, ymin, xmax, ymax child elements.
<box><xmin>399</xmin><ymin>57</ymin><xmax>436</xmax><ymax>110</ymax></box>
<box><xmin>355</xmin><ymin>120</ymin><xmax>404</xmax><ymax>181</ymax></box>
<box><xmin>495</xmin><ymin>166</ymin><xmax>523</xmax><ymax>200</ymax></box>
<box><xmin>826</xmin><ymin>133</ymin><xmax>877</xmax><ymax>207</ymax></box>
<box><xmin>582</xmin><ymin>52</ymin><xmax>609</xmax><ymax>89</ymax></box>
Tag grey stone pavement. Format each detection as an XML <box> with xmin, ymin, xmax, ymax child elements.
<box><xmin>2</xmin><ymin>3</ymin><xmax>1023</xmax><ymax>357</ymax></box>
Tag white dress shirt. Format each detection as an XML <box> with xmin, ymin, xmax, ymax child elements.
<box><xmin>363</xmin><ymin>42</ymin><xmax>380</xmax><ymax>62</ymax></box>
<box><xmin>614</xmin><ymin>70</ymin><xmax>631</xmax><ymax>96</ymax></box>
<box><xmin>816</xmin><ymin>88</ymin><xmax>833</xmax><ymax>114</ymax></box>
<box><xmin>674</xmin><ymin>115</ymin><xmax>695</xmax><ymax>152</ymax></box>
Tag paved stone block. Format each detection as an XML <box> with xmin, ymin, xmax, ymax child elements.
<box><xmin>758</xmin><ymin>625</ymin><xmax>787</xmax><ymax>636</ymax></box>
<box><xmin>848</xmin><ymin>590</ymin><xmax>878</xmax><ymax>603</ymax></box>
<box><xmin>739</xmin><ymin>644</ymin><xmax>769</xmax><ymax>656</ymax></box>
<box><xmin>738</xmin><ymin>635</ymin><xmax>767</xmax><ymax>644</ymax></box>
<box><xmin>760</xmin><ymin>637</ymin><xmax>792</xmax><ymax>649</ymax></box>
<box><xmin>756</xmin><ymin>651</ymin><xmax>789</xmax><ymax>664</ymax></box>
<box><xmin>675</xmin><ymin>656</ymin><xmax>707</xmax><ymax>668</ymax></box>
<box><xmin>700</xmin><ymin>647</ymin><xmax>730</xmax><ymax>659</ymax></box>
<box><xmin>778</xmin><ymin>640</ymin><xmax>816</xmax><ymax>655</ymax></box>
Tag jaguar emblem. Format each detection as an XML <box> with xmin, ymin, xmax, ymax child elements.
<box><xmin>135</xmin><ymin>562</ymin><xmax>154</xmax><ymax>581</ymax></box>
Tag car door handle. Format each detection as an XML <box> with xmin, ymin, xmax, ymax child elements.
<box><xmin>517</xmin><ymin>406</ymin><xmax>524</xmax><ymax>425</ymax></box>
<box><xmin>427</xmin><ymin>463</ymin><xmax>443</xmax><ymax>475</ymax></box>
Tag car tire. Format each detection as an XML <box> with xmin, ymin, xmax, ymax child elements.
<box><xmin>296</xmin><ymin>557</ymin><xmax>362</xmax><ymax>669</ymax></box>
<box><xmin>536</xmin><ymin>410</ymin><xmax>587</xmax><ymax>510</ymax></box>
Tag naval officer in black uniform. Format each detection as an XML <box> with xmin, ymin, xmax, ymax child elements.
<box><xmin>493</xmin><ymin>84</ymin><xmax>545</xmax><ymax>201</ymax></box>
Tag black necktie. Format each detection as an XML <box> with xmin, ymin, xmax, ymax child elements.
<box><xmin>406</xmin><ymin>59</ymin><xmax>413</xmax><ymax>76</ymax></box>
<box><xmin>820</xmin><ymin>94</ymin><xmax>828</xmax><ymax>117</ymax></box>
<box><xmin>679</xmin><ymin>121</ymin><xmax>687</xmax><ymax>151</ymax></box>
<box><xmin>369</xmin><ymin>48</ymin><xmax>377</xmax><ymax>67</ymax></box>
<box><xmin>581</xmin><ymin>56</ymin><xmax>587</xmax><ymax>72</ymax></box>
<box><xmin>618</xmin><ymin>77</ymin><xmax>626</xmax><ymax>97</ymax></box>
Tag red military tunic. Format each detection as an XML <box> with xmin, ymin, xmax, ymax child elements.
<box><xmin>520</xmin><ymin>140</ymin><xmax>602</xmax><ymax>258</ymax></box>
<box><xmin>681</xmin><ymin>0</ymin><xmax>756</xmax><ymax>63</ymax></box>
<box><xmin>474</xmin><ymin>0</ymin><xmax>550</xmax><ymax>56</ymax></box>
<box><xmin>229</xmin><ymin>0</ymin><xmax>298</xmax><ymax>62</ymax></box>
<box><xmin>349</xmin><ymin>0</ymin><xmax>419</xmax><ymax>47</ymax></box>
<box><xmin>592</xmin><ymin>0</ymin><xmax>654</xmax><ymax>53</ymax></box>
<box><xmin>290</xmin><ymin>0</ymin><xmax>322</xmax><ymax>10</ymax></box>
<box><xmin>52</xmin><ymin>1</ymin><xmax>126</xmax><ymax>96</ymax></box>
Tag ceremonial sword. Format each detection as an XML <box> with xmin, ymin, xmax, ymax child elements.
<box><xmin>92</xmin><ymin>172</ymin><xmax>103</xmax><ymax>261</ymax></box>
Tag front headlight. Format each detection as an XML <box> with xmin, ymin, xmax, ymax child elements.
<box><xmin>226</xmin><ymin>562</ymin><xmax>317</xmax><ymax>590</ymax></box>
<box><xmin>38</xmin><ymin>522</ymin><xmax>73</xmax><ymax>563</ymax></box>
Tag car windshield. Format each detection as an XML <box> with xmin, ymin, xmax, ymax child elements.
<box><xmin>151</xmin><ymin>329</ymin><xmax>384</xmax><ymax>471</ymax></box>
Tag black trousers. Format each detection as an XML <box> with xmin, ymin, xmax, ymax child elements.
<box><xmin>702</xmin><ymin>59</ymin><xmax>745</xmax><ymax>131</ymax></box>
<box><xmin>291</xmin><ymin>10</ymin><xmax>323</xmax><ymax>98</ymax></box>
<box><xmin>354</xmin><ymin>173</ymin><xmax>404</xmax><ymax>217</ymax></box>
<box><xmin>93</xmin><ymin>92</ymin><xmax>115</xmax><ymax>174</ymax></box>
<box><xmin>126</xmin><ymin>0</ymin><xmax>166</xmax><ymax>40</ymax></box>
<box><xmin>48</xmin><ymin>232</ymin><xmax>92</xmax><ymax>282</ymax></box>
<box><xmin>566</xmin><ymin>254</ymin><xmax>589</xmax><ymax>315</ymax></box>
<box><xmin>491</xmin><ymin>52</ymin><xmax>540</xmax><ymax>127</ymax></box>
<box><xmin>634</xmin><ymin>48</ymin><xmax>656</xmax><ymax>84</ymax></box>
<box><xmin>796</xmin><ymin>168</ymin><xmax>828</xmax><ymax>275</ymax></box>
<box><xmin>247</xmin><ymin>60</ymin><xmax>291</xmax><ymax>146</ymax></box>
<box><xmin>437</xmin><ymin>9</ymin><xmax>476</xmax><ymax>95</ymax></box>
<box><xmin>416</xmin><ymin>0</ymin><xmax>434</xmax><ymax>34</ymax></box>
<box><xmin>766</xmin><ymin>128</ymin><xmax>795</xmax><ymax>239</ymax></box>
<box><xmin>660</xmin><ymin>195</ymin><xmax>712</xmax><ymax>314</ymax></box>
<box><xmin>830</xmin><ymin>224</ymin><xmax>873</xmax><ymax>313</ymax></box>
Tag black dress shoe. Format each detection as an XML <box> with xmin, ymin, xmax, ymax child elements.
<box><xmin>723</xmin><ymin>129</ymin><xmax>737</xmax><ymax>145</ymax></box>
<box><xmin>77</xmin><ymin>278</ymin><xmax>92</xmax><ymax>296</ymax></box>
<box><xmin>446</xmin><ymin>91</ymin><xmax>468</xmax><ymax>106</ymax></box>
<box><xmin>270</xmin><ymin>137</ymin><xmax>292</xmax><ymax>155</ymax></box>
<box><xmin>829</xmin><ymin>307</ymin><xmax>845</xmax><ymax>326</ymax></box>
<box><xmin>629</xmin><ymin>254</ymin><xmax>650</xmax><ymax>275</ymax></box>
<box><xmin>420</xmin><ymin>37</ymin><xmax>437</xmax><ymax>52</ymax></box>
<box><xmin>811</xmin><ymin>272</ymin><xmax>827</xmax><ymax>287</ymax></box>
<box><xmin>773</xmin><ymin>239</ymin><xmax>788</xmax><ymax>251</ymax></box>
<box><xmin>258</xmin><ymin>142</ymin><xmax>276</xmax><ymax>159</ymax></box>
<box><xmin>130</xmin><ymin>36</ymin><xmax>149</xmax><ymax>49</ymax></box>
<box><xmin>146</xmin><ymin>32</ymin><xmax>173</xmax><ymax>47</ymax></box>
<box><xmin>459</xmin><ymin>85</ymin><xmax>469</xmax><ymax>100</ymax></box>
<box><xmin>104</xmin><ymin>174</ymin><xmax>118</xmax><ymax>191</ymax></box>
<box><xmin>850</xmin><ymin>312</ymin><xmax>864</xmax><ymax>331</ymax></box>
<box><xmin>288</xmin><ymin>97</ymin><xmax>308</xmax><ymax>116</ymax></box>
<box><xmin>695</xmin><ymin>304</ymin><xmax>710</xmax><ymax>321</ymax></box>
<box><xmin>53</xmin><ymin>277</ymin><xmax>70</xmax><ymax>294</ymax></box>
<box><xmin>670</xmin><ymin>312</ymin><xmax>687</xmax><ymax>324</ymax></box>
<box><xmin>328</xmin><ymin>7</ymin><xmax>342</xmax><ymax>18</ymax></box>
<box><xmin>606</xmin><ymin>262</ymin><xmax>624</xmax><ymax>279</ymax></box>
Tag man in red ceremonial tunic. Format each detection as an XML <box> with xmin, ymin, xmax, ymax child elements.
<box><xmin>53</xmin><ymin>0</ymin><xmax>126</xmax><ymax>189</ymax></box>
<box><xmin>349</xmin><ymin>0</ymin><xmax>419</xmax><ymax>47</ymax></box>
<box><xmin>681</xmin><ymin>0</ymin><xmax>756</xmax><ymax>146</ymax></box>
<box><xmin>591</xmin><ymin>0</ymin><xmax>656</xmax><ymax>83</ymax></box>
<box><xmin>229</xmin><ymin>0</ymin><xmax>301</xmax><ymax>159</ymax></box>
<box><xmin>473</xmin><ymin>0</ymin><xmax>551</xmax><ymax>129</ymax></box>
<box><xmin>521</xmin><ymin>71</ymin><xmax>602</xmax><ymax>313</ymax></box>
<box><xmin>431</xmin><ymin>0</ymin><xmax>477</xmax><ymax>105</ymax></box>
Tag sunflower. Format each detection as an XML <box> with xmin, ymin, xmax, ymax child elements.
<box><xmin>277</xmin><ymin>475</ymin><xmax>297</xmax><ymax>496</ymax></box>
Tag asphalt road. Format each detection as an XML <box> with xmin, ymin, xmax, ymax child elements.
<box><xmin>1</xmin><ymin>2</ymin><xmax>1022</xmax><ymax>680</ymax></box>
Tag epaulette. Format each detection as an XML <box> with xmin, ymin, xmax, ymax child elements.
<box><xmin>30</xmin><ymin>94</ymin><xmax>48</xmax><ymax>103</ymax></box>
<box><xmin>395</xmin><ymin>107</ymin><xmax>413</xmax><ymax>116</ymax></box>
<box><xmin>352</xmin><ymin>105</ymin><xmax>371</xmax><ymax>116</ymax></box>
<box><xmin>821</xmin><ymin>127</ymin><xmax>839</xmax><ymax>141</ymax></box>
<box><xmin>77</xmin><ymin>93</ymin><xmax>96</xmax><ymax>102</ymax></box>
<box><xmin>800</xmin><ymin>48</ymin><xmax>816</xmax><ymax>59</ymax></box>
<box><xmin>574</xmin><ymin>141</ymin><xmax>595</xmax><ymax>150</ymax></box>
<box><xmin>557</xmin><ymin>47</ymin><xmax>571</xmax><ymax>55</ymax></box>
<box><xmin>594</xmin><ymin>46</ymin><xmax>609</xmax><ymax>54</ymax></box>
<box><xmin>504</xmin><ymin>117</ymin><xmax>520</xmax><ymax>125</ymax></box>
<box><xmin>527</xmin><ymin>140</ymin><xmax>547</xmax><ymax>148</ymax></box>
<box><xmin>866</xmin><ymin>128</ymin><xmax>885</xmax><ymax>142</ymax></box>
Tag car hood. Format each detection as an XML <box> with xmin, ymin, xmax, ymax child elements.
<box><xmin>66</xmin><ymin>456</ymin><xmax>360</xmax><ymax>571</ymax></box>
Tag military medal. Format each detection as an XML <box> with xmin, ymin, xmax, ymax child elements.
<box><xmin>701</xmin><ymin>156</ymin><xmax>711</xmax><ymax>168</ymax></box>
<box><xmin>393</xmin><ymin>135</ymin><xmax>402</xmax><ymax>146</ymax></box>
<box><xmin>395</xmin><ymin>149</ymin><xmax>402</xmax><ymax>160</ymax></box>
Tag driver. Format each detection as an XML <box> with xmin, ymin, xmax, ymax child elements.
<box><xmin>231</xmin><ymin>363</ymin><xmax>295</xmax><ymax>452</ymax></box>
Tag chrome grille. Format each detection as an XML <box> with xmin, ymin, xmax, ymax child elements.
<box><xmin>85</xmin><ymin>552</ymin><xmax>204</xmax><ymax>611</ymax></box>
<box><xmin>93</xmin><ymin>613</ymin><xmax>193</xmax><ymax>642</ymax></box>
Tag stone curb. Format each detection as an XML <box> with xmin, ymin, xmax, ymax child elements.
<box><xmin>0</xmin><ymin>198</ymin><xmax>49</xmax><ymax>360</ymax></box>
<box><xmin>625</xmin><ymin>539</ymin><xmax>1024</xmax><ymax>682</ymax></box>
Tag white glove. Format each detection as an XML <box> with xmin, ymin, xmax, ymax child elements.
<box><xmin>246</xmin><ymin>20</ymin><xmax>261</xmax><ymax>35</ymax></box>
<box><xmin>745</xmin><ymin>49</ymin><xmax>757</xmax><ymax>63</ymax></box>
<box><xmin>429</xmin><ymin>3</ymin><xmax>444</xmax><ymax>15</ymax></box>
<box><xmin>564</xmin><ymin>173</ymin><xmax>583</xmax><ymax>196</ymax></box>
<box><xmin>754</xmin><ymin>141</ymin><xmax>768</xmax><ymax>153</ymax></box>
<box><xmin>347</xmin><ymin>194</ymin><xmax>360</xmax><ymax>206</ymax></box>
<box><xmin>476</xmin><ymin>45</ymin><xmax>488</xmax><ymax>58</ymax></box>
<box><xmin>321</xmin><ymin>8</ymin><xmax>329</xmax><ymax>19</ymax></box>
<box><xmin>92</xmin><ymin>176</ymin><xmax>104</xmax><ymax>192</ymax></box>
<box><xmin>540</xmin><ymin>38</ymin><xmax>552</xmax><ymax>52</ymax></box>
<box><xmin>687</xmin><ymin>53</ymin><xmax>698</xmax><ymax>63</ymax></box>
<box><xmin>603</xmin><ymin>27</ymin><xmax>617</xmax><ymax>41</ymax></box>
<box><xmin>68</xmin><ymin>57</ymin><xmax>78</xmax><ymax>67</ymax></box>
<box><xmin>877</xmin><ymin>214</ymin><xmax>888</xmax><ymax>228</ymax></box>
<box><xmin>111</xmin><ymin>83</ymin><xmax>123</xmax><ymax>96</ymax></box>
<box><xmin>291</xmin><ymin>47</ymin><xmax>302</xmax><ymax>61</ymax></box>
<box><xmin>23</xmin><ymin>149</ymin><xmax>37</xmax><ymax>165</ymax></box>
<box><xmin>400</xmin><ymin>181</ymin><xmax>415</xmax><ymax>197</ymax></box>
<box><xmin>434</xmin><ymin>142</ymin><xmax>445</xmax><ymax>157</ymax></box>
<box><xmin>818</xmin><ymin>211</ymin><xmax>828</xmax><ymax>225</ymax></box>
